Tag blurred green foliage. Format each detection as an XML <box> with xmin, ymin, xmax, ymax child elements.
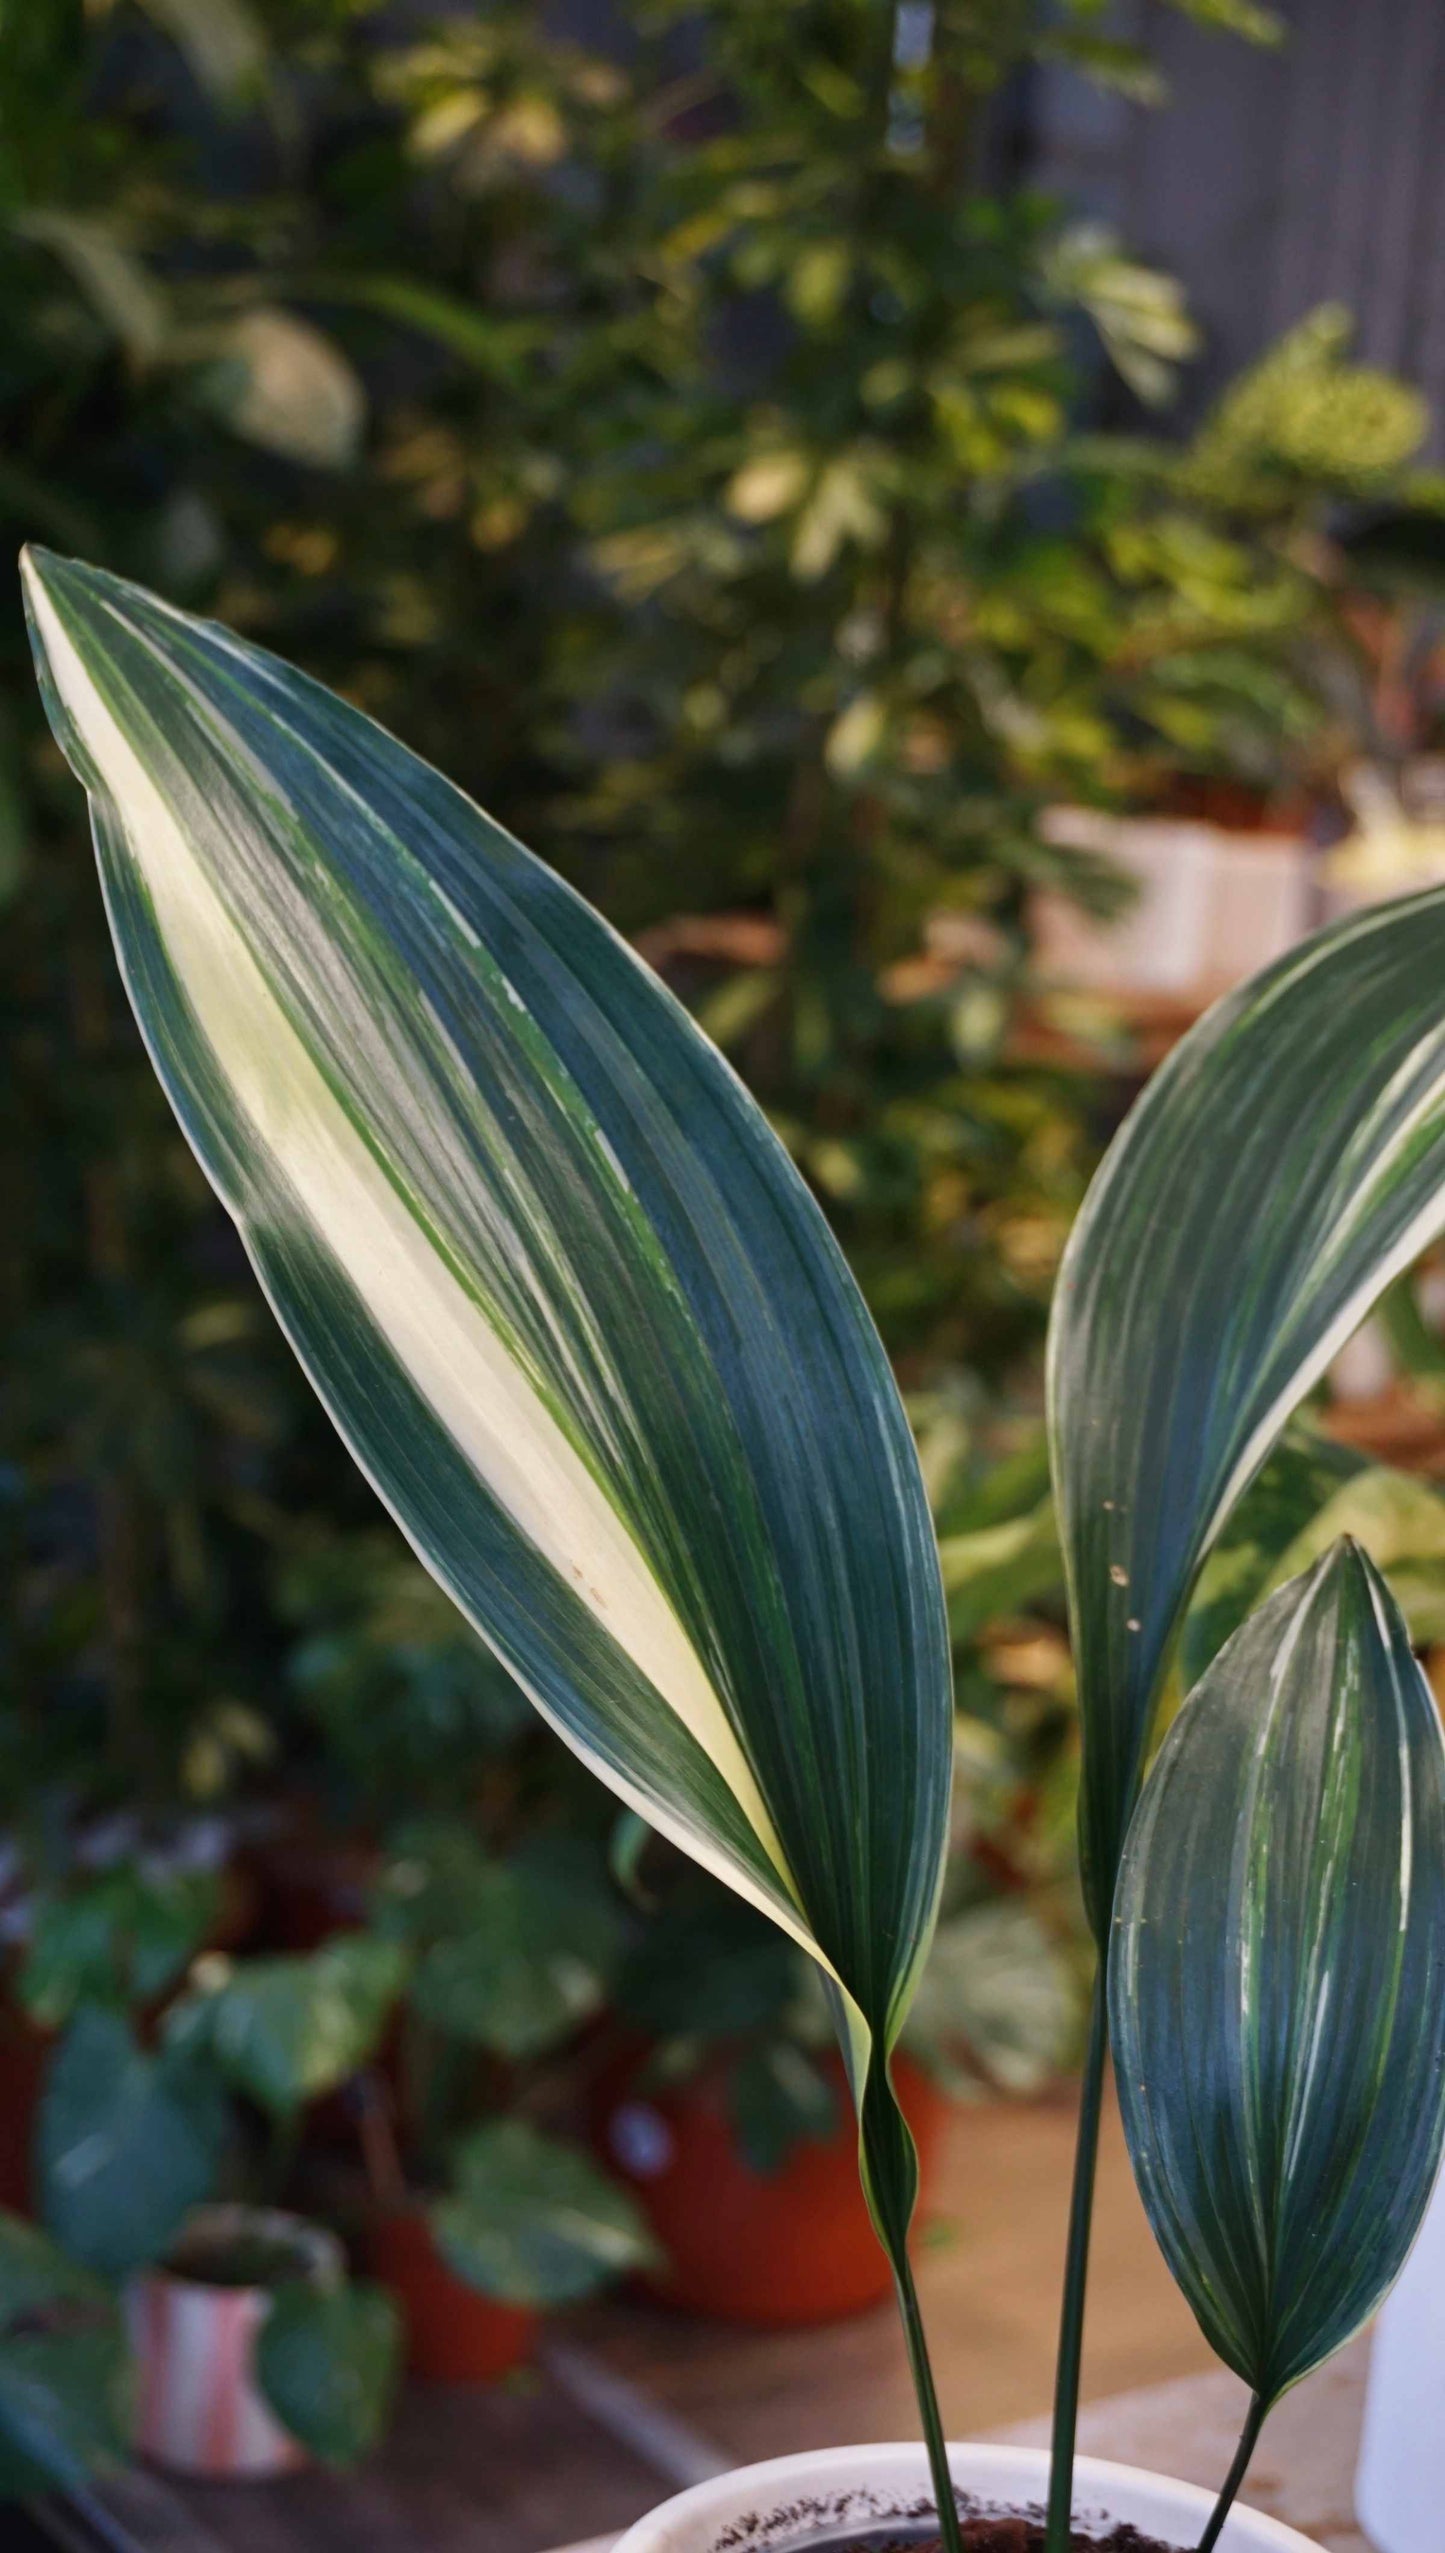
<box><xmin>4</xmin><ymin>0</ymin><xmax>1433</xmax><ymax>1828</ymax></box>
<box><xmin>4</xmin><ymin>0</ymin><xmax>1445</xmax><ymax>2494</ymax></box>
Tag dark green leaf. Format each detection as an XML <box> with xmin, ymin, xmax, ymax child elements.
<box><xmin>39</xmin><ymin>2009</ymin><xmax>226</xmax><ymax>2277</ymax></box>
<box><xmin>432</xmin><ymin>2120</ymin><xmax>657</xmax><ymax>2307</ymax></box>
<box><xmin>729</xmin><ymin>2040</ymin><xmax>838</xmax><ymax>2173</ymax></box>
<box><xmin>255</xmin><ymin>2278</ymin><xmax>400</xmax><ymax>2467</ymax></box>
<box><xmin>23</xmin><ymin>551</ymin><xmax>953</xmax><ymax>2285</ymax></box>
<box><xmin>1049</xmin><ymin>891</ymin><xmax>1445</xmax><ymax>1934</ymax></box>
<box><xmin>617</xmin><ymin>1895</ymin><xmax>799</xmax><ymax>2040</ymax></box>
<box><xmin>1111</xmin><ymin>1542</ymin><xmax>1445</xmax><ymax>2406</ymax></box>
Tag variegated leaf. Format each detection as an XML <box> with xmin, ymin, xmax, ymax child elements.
<box><xmin>1048</xmin><ymin>898</ymin><xmax>1445</xmax><ymax>1932</ymax></box>
<box><xmin>20</xmin><ymin>549</ymin><xmax>952</xmax><ymax>2256</ymax></box>
<box><xmin>1111</xmin><ymin>1542</ymin><xmax>1445</xmax><ymax>2406</ymax></box>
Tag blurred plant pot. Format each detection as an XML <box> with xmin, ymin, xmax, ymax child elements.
<box><xmin>128</xmin><ymin>2204</ymin><xmax>340</xmax><ymax>2479</ymax></box>
<box><xmin>612</xmin><ymin>2439</ymin><xmax>1318</xmax><ymax>2553</ymax></box>
<box><xmin>370</xmin><ymin>2202</ymin><xmax>536</xmax><ymax>2382</ymax></box>
<box><xmin>1034</xmin><ymin>809</ymin><xmax>1314</xmax><ymax>1000</ymax></box>
<box><xmin>596</xmin><ymin>2048</ymin><xmax>947</xmax><ymax>2327</ymax></box>
<box><xmin>1354</xmin><ymin>2153</ymin><xmax>1445</xmax><ymax>2551</ymax></box>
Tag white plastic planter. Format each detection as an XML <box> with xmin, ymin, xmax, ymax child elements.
<box><xmin>1355</xmin><ymin>2157</ymin><xmax>1445</xmax><ymax>2553</ymax></box>
<box><xmin>614</xmin><ymin>2442</ymin><xmax>1319</xmax><ymax>2553</ymax></box>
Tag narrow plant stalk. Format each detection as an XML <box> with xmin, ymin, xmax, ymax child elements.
<box><xmin>1045</xmin><ymin>1972</ymin><xmax>1109</xmax><ymax>2553</ymax></box>
<box><xmin>1196</xmin><ymin>2396</ymin><xmax>1266</xmax><ymax>2553</ymax></box>
<box><xmin>891</xmin><ymin>2246</ymin><xmax>963</xmax><ymax>2553</ymax></box>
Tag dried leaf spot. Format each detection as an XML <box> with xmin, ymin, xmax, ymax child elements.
<box><xmin>1109</xmin><ymin>1564</ymin><xmax>1128</xmax><ymax>1586</ymax></box>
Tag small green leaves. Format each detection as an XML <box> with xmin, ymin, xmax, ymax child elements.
<box><xmin>1049</xmin><ymin>886</ymin><xmax>1445</xmax><ymax>1936</ymax></box>
<box><xmin>431</xmin><ymin>2121</ymin><xmax>658</xmax><ymax>2307</ymax></box>
<box><xmin>256</xmin><ymin>2279</ymin><xmax>401</xmax><ymax>2468</ymax></box>
<box><xmin>1111</xmin><ymin>1542</ymin><xmax>1445</xmax><ymax>2407</ymax></box>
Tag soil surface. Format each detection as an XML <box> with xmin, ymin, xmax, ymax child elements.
<box><xmin>824</xmin><ymin>2529</ymin><xmax>1177</xmax><ymax>2553</ymax></box>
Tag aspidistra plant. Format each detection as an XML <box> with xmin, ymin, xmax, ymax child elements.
<box><xmin>1047</xmin><ymin>883</ymin><xmax>1445</xmax><ymax>2542</ymax></box>
<box><xmin>20</xmin><ymin>553</ymin><xmax>960</xmax><ymax>2535</ymax></box>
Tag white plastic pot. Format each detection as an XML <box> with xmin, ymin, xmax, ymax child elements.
<box><xmin>613</xmin><ymin>2442</ymin><xmax>1318</xmax><ymax>2553</ymax></box>
<box><xmin>1355</xmin><ymin>2156</ymin><xmax>1445</xmax><ymax>2552</ymax></box>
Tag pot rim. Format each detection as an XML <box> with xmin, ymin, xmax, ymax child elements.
<box><xmin>145</xmin><ymin>2201</ymin><xmax>343</xmax><ymax>2299</ymax></box>
<box><xmin>609</xmin><ymin>2440</ymin><xmax>1319</xmax><ymax>2553</ymax></box>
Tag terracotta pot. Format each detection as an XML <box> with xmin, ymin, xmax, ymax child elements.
<box><xmin>597</xmin><ymin>2048</ymin><xmax>948</xmax><ymax>2328</ymax></box>
<box><xmin>128</xmin><ymin>2205</ymin><xmax>341</xmax><ymax>2479</ymax></box>
<box><xmin>612</xmin><ymin>2441</ymin><xmax>1319</xmax><ymax>2553</ymax></box>
<box><xmin>370</xmin><ymin>2203</ymin><xmax>536</xmax><ymax>2383</ymax></box>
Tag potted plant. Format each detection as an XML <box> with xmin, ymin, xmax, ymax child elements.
<box><xmin>356</xmin><ymin>1813</ymin><xmax>658</xmax><ymax>2380</ymax></box>
<box><xmin>17</xmin><ymin>1852</ymin><xmax>405</xmax><ymax>2482</ymax></box>
<box><xmin>25</xmin><ymin>548</ymin><xmax>1445</xmax><ymax>2549</ymax></box>
<box><xmin>595</xmin><ymin>1841</ymin><xmax>1077</xmax><ymax>2329</ymax></box>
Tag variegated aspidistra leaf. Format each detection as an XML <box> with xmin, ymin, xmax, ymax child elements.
<box><xmin>1111</xmin><ymin>1542</ymin><xmax>1445</xmax><ymax>2406</ymax></box>
<box><xmin>21</xmin><ymin>550</ymin><xmax>952</xmax><ymax>2245</ymax></box>
<box><xmin>1048</xmin><ymin>896</ymin><xmax>1445</xmax><ymax>1933</ymax></box>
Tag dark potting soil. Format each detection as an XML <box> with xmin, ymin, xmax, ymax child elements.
<box><xmin>794</xmin><ymin>2524</ymin><xmax>1179</xmax><ymax>2553</ymax></box>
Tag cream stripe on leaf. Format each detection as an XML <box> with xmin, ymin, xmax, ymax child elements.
<box><xmin>22</xmin><ymin>550</ymin><xmax>952</xmax><ymax>2243</ymax></box>
<box><xmin>1048</xmin><ymin>885</ymin><xmax>1445</xmax><ymax>1938</ymax></box>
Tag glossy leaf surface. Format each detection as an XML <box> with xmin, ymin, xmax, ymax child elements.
<box><xmin>1048</xmin><ymin>895</ymin><xmax>1445</xmax><ymax>1930</ymax></box>
<box><xmin>22</xmin><ymin>550</ymin><xmax>952</xmax><ymax>2253</ymax></box>
<box><xmin>1111</xmin><ymin>1542</ymin><xmax>1445</xmax><ymax>2405</ymax></box>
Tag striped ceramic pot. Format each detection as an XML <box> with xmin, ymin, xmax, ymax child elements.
<box><xmin>128</xmin><ymin>2205</ymin><xmax>342</xmax><ymax>2479</ymax></box>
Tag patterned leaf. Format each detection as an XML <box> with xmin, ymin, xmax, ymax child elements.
<box><xmin>1110</xmin><ymin>1542</ymin><xmax>1445</xmax><ymax>2406</ymax></box>
<box><xmin>1048</xmin><ymin>893</ymin><xmax>1445</xmax><ymax>1932</ymax></box>
<box><xmin>21</xmin><ymin>549</ymin><xmax>952</xmax><ymax>2257</ymax></box>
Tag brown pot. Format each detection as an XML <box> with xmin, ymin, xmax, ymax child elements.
<box><xmin>596</xmin><ymin>2046</ymin><xmax>948</xmax><ymax>2328</ymax></box>
<box><xmin>370</xmin><ymin>2204</ymin><xmax>536</xmax><ymax>2383</ymax></box>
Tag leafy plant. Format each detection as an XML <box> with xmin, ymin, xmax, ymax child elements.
<box><xmin>22</xmin><ymin>549</ymin><xmax>962</xmax><ymax>2520</ymax></box>
<box><xmin>20</xmin><ymin>1857</ymin><xmax>408</xmax><ymax>2486</ymax></box>
<box><xmin>1044</xmin><ymin>882</ymin><xmax>1445</xmax><ymax>2541</ymax></box>
<box><xmin>359</xmin><ymin>1813</ymin><xmax>655</xmax><ymax>2311</ymax></box>
<box><xmin>29</xmin><ymin>548</ymin><xmax>1445</xmax><ymax>2553</ymax></box>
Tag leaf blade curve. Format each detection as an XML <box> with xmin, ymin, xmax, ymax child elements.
<box><xmin>20</xmin><ymin>549</ymin><xmax>952</xmax><ymax>2182</ymax></box>
<box><xmin>1110</xmin><ymin>1541</ymin><xmax>1445</xmax><ymax>2406</ymax></box>
<box><xmin>1049</xmin><ymin>899</ymin><xmax>1445</xmax><ymax>1930</ymax></box>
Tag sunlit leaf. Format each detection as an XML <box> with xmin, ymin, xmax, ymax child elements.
<box><xmin>1111</xmin><ymin>1543</ymin><xmax>1445</xmax><ymax>2405</ymax></box>
<box><xmin>22</xmin><ymin>551</ymin><xmax>952</xmax><ymax>2278</ymax></box>
<box><xmin>432</xmin><ymin>2121</ymin><xmax>656</xmax><ymax>2306</ymax></box>
<box><xmin>166</xmin><ymin>1937</ymin><xmax>406</xmax><ymax>2118</ymax></box>
<box><xmin>1049</xmin><ymin>887</ymin><xmax>1445</xmax><ymax>1931</ymax></box>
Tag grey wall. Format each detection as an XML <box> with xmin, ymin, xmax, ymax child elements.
<box><xmin>1027</xmin><ymin>0</ymin><xmax>1445</xmax><ymax>443</ymax></box>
